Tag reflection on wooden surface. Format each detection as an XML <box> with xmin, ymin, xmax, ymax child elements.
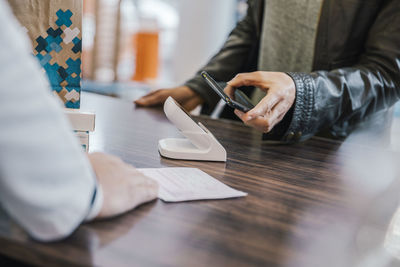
<box><xmin>0</xmin><ymin>92</ymin><xmax>399</xmax><ymax>267</ymax></box>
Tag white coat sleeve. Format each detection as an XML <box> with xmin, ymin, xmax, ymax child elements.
<box><xmin>0</xmin><ymin>0</ymin><xmax>101</xmax><ymax>242</ymax></box>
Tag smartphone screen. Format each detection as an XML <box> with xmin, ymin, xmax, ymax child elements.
<box><xmin>201</xmin><ymin>71</ymin><xmax>254</xmax><ymax>112</ymax></box>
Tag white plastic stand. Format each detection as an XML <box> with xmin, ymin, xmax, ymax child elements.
<box><xmin>158</xmin><ymin>97</ymin><xmax>226</xmax><ymax>162</ymax></box>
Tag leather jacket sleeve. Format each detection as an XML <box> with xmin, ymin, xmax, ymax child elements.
<box><xmin>184</xmin><ymin>0</ymin><xmax>261</xmax><ymax>113</ymax></box>
<box><xmin>278</xmin><ymin>0</ymin><xmax>400</xmax><ymax>143</ymax></box>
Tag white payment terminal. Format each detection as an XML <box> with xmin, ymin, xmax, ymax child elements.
<box><xmin>158</xmin><ymin>97</ymin><xmax>226</xmax><ymax>162</ymax></box>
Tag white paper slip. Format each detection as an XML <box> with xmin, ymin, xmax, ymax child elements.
<box><xmin>138</xmin><ymin>168</ymin><xmax>247</xmax><ymax>202</ymax></box>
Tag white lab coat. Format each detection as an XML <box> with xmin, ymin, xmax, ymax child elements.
<box><xmin>0</xmin><ymin>0</ymin><xmax>101</xmax><ymax>242</ymax></box>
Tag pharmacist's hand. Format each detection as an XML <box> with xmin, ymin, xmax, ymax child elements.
<box><xmin>134</xmin><ymin>86</ymin><xmax>204</xmax><ymax>112</ymax></box>
<box><xmin>224</xmin><ymin>71</ymin><xmax>296</xmax><ymax>133</ymax></box>
<box><xmin>88</xmin><ymin>152</ymin><xmax>158</xmax><ymax>219</ymax></box>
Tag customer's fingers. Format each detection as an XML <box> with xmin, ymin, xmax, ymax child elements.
<box><xmin>135</xmin><ymin>89</ymin><xmax>166</xmax><ymax>106</ymax></box>
<box><xmin>224</xmin><ymin>84</ymin><xmax>236</xmax><ymax>99</ymax></box>
<box><xmin>241</xmin><ymin>91</ymin><xmax>281</xmax><ymax>121</ymax></box>
<box><xmin>235</xmin><ymin>112</ymin><xmax>273</xmax><ymax>133</ymax></box>
<box><xmin>134</xmin><ymin>90</ymin><xmax>158</xmax><ymax>104</ymax></box>
<box><xmin>141</xmin><ymin>89</ymin><xmax>160</xmax><ymax>97</ymax></box>
<box><xmin>234</xmin><ymin>109</ymin><xmax>246</xmax><ymax>122</ymax></box>
<box><xmin>266</xmin><ymin>101</ymin><xmax>289</xmax><ymax>128</ymax></box>
<box><xmin>227</xmin><ymin>71</ymin><xmax>271</xmax><ymax>89</ymax></box>
<box><xmin>234</xmin><ymin>101</ymin><xmax>288</xmax><ymax>133</ymax></box>
<box><xmin>235</xmin><ymin>109</ymin><xmax>270</xmax><ymax>132</ymax></box>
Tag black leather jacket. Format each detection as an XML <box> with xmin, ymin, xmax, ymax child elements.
<box><xmin>184</xmin><ymin>0</ymin><xmax>400</xmax><ymax>143</ymax></box>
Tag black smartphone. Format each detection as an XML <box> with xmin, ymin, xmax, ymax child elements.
<box><xmin>201</xmin><ymin>71</ymin><xmax>254</xmax><ymax>112</ymax></box>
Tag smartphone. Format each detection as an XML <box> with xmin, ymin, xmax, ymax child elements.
<box><xmin>201</xmin><ymin>71</ymin><xmax>254</xmax><ymax>112</ymax></box>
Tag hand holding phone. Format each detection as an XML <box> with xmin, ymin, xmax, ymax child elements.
<box><xmin>201</xmin><ymin>71</ymin><xmax>254</xmax><ymax>112</ymax></box>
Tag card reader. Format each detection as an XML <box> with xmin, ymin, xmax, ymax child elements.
<box><xmin>158</xmin><ymin>97</ymin><xmax>227</xmax><ymax>162</ymax></box>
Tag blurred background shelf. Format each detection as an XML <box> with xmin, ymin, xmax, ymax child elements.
<box><xmin>82</xmin><ymin>79</ymin><xmax>151</xmax><ymax>101</ymax></box>
<box><xmin>83</xmin><ymin>0</ymin><xmax>247</xmax><ymax>86</ymax></box>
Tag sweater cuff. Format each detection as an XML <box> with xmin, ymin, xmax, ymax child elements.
<box><xmin>85</xmin><ymin>183</ymin><xmax>103</xmax><ymax>222</ymax></box>
<box><xmin>184</xmin><ymin>77</ymin><xmax>221</xmax><ymax>114</ymax></box>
